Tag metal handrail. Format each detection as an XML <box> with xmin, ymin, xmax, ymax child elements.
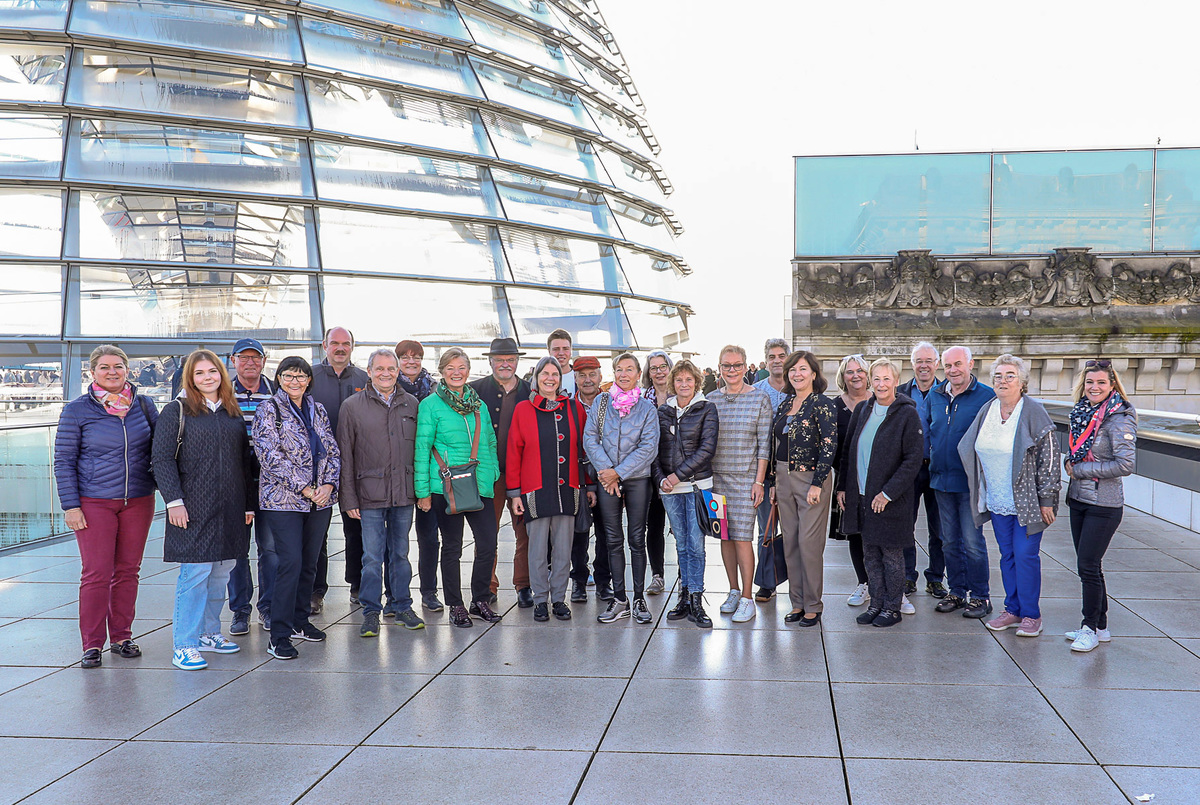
<box><xmin>1037</xmin><ymin>399</ymin><xmax>1200</xmax><ymax>450</ymax></box>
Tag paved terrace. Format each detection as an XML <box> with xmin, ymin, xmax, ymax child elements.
<box><xmin>0</xmin><ymin>508</ymin><xmax>1198</xmax><ymax>804</ymax></box>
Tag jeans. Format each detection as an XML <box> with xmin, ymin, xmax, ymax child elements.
<box><xmin>359</xmin><ymin>505</ymin><xmax>415</xmax><ymax>616</ymax></box>
<box><xmin>661</xmin><ymin>491</ymin><xmax>706</xmax><ymax>592</ymax></box>
<box><xmin>646</xmin><ymin>487</ymin><xmax>667</xmax><ymax>578</ymax></box>
<box><xmin>935</xmin><ymin>490</ymin><xmax>990</xmax><ymax>600</ymax></box>
<box><xmin>991</xmin><ymin>513</ymin><xmax>1042</xmax><ymax>619</ymax></box>
<box><xmin>1069</xmin><ymin>501</ymin><xmax>1122</xmax><ymax>630</ymax></box>
<box><xmin>597</xmin><ymin>477</ymin><xmax>651</xmax><ymax>602</ymax></box>
<box><xmin>263</xmin><ymin>507</ymin><xmax>332</xmax><ymax>642</ymax></box>
<box><xmin>432</xmin><ymin>495</ymin><xmax>498</xmax><ymax>608</ymax></box>
<box><xmin>75</xmin><ymin>495</ymin><xmax>154</xmax><ymax>651</ymax></box>
<box><xmin>414</xmin><ymin>505</ymin><xmax>440</xmax><ymax>597</ymax></box>
<box><xmin>173</xmin><ymin>559</ymin><xmax>234</xmax><ymax>649</ymax></box>
<box><xmin>227</xmin><ymin>512</ymin><xmax>276</xmax><ymax>618</ymax></box>
<box><xmin>571</xmin><ymin>497</ymin><xmax>611</xmax><ymax>585</ymax></box>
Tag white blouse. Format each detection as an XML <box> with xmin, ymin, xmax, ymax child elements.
<box><xmin>974</xmin><ymin>398</ymin><xmax>1023</xmax><ymax>516</ymax></box>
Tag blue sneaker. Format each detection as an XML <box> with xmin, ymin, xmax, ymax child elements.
<box><xmin>229</xmin><ymin>614</ymin><xmax>249</xmax><ymax>636</ymax></box>
<box><xmin>198</xmin><ymin>634</ymin><xmax>240</xmax><ymax>654</ymax></box>
<box><xmin>172</xmin><ymin>647</ymin><xmax>208</xmax><ymax>671</ymax></box>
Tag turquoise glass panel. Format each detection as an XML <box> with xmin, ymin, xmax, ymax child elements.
<box><xmin>1153</xmin><ymin>149</ymin><xmax>1200</xmax><ymax>251</ymax></box>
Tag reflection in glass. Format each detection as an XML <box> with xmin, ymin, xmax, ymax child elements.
<box><xmin>0</xmin><ymin>43</ymin><xmax>66</xmax><ymax>103</ymax></box>
<box><xmin>0</xmin><ymin>426</ymin><xmax>63</xmax><ymax>546</ymax></box>
<box><xmin>0</xmin><ymin>189</ymin><xmax>63</xmax><ymax>257</ymax></box>
<box><xmin>614</xmin><ymin>245</ymin><xmax>685</xmax><ymax>301</ymax></box>
<box><xmin>621</xmin><ymin>297</ymin><xmax>687</xmax><ymax>351</ymax></box>
<box><xmin>0</xmin><ymin>0</ymin><xmax>68</xmax><ymax>32</ymax></box>
<box><xmin>608</xmin><ymin>196</ymin><xmax>682</xmax><ymax>256</ymax></box>
<box><xmin>568</xmin><ymin>52</ymin><xmax>638</xmax><ymax>116</ymax></box>
<box><xmin>72</xmin><ymin>192</ymin><xmax>313</xmax><ymax>266</ymax></box>
<box><xmin>0</xmin><ymin>114</ymin><xmax>63</xmax><ymax>179</ymax></box>
<box><xmin>505</xmin><ymin>286</ymin><xmax>631</xmax><ymax>348</ymax></box>
<box><xmin>321</xmin><ymin>276</ymin><xmax>512</xmax><ymax>343</ymax></box>
<box><xmin>67</xmin><ymin>51</ymin><xmax>307</xmax><ymax>128</ymax></box>
<box><xmin>992</xmin><ymin>151</ymin><xmax>1153</xmax><ymax>253</ymax></box>
<box><xmin>458</xmin><ymin>7</ymin><xmax>580</xmax><ymax>80</ymax></box>
<box><xmin>584</xmin><ymin>99</ymin><xmax>653</xmax><ymax>160</ymax></box>
<box><xmin>1154</xmin><ymin>149</ymin><xmax>1200</xmax><ymax>250</ymax></box>
<box><xmin>551</xmin><ymin>3</ymin><xmax>619</xmax><ymax>70</ymax></box>
<box><xmin>596</xmin><ymin>144</ymin><xmax>667</xmax><ymax>206</ymax></box>
<box><xmin>319</xmin><ymin>208</ymin><xmax>502</xmax><ymax>279</ymax></box>
<box><xmin>486</xmin><ymin>0</ymin><xmax>565</xmax><ymax>31</ymax></box>
<box><xmin>302</xmin><ymin>19</ymin><xmax>482</xmax><ymax>98</ymax></box>
<box><xmin>77</xmin><ymin>265</ymin><xmax>315</xmax><ymax>339</ymax></box>
<box><xmin>307</xmin><ymin>78</ymin><xmax>491</xmax><ymax>156</ymax></box>
<box><xmin>67</xmin><ymin>119</ymin><xmax>313</xmax><ymax>197</ymax></box>
<box><xmin>493</xmin><ymin>169</ymin><xmax>616</xmax><ymax>236</ymax></box>
<box><xmin>0</xmin><ymin>264</ymin><xmax>62</xmax><ymax>336</ymax></box>
<box><xmin>70</xmin><ymin>0</ymin><xmax>302</xmax><ymax>63</ymax></box>
<box><xmin>313</xmin><ymin>144</ymin><xmax>502</xmax><ymax>217</ymax></box>
<box><xmin>300</xmin><ymin>0</ymin><xmax>470</xmax><ymax>41</ymax></box>
<box><xmin>482</xmin><ymin>111</ymin><xmax>605</xmax><ymax>183</ymax></box>
<box><xmin>471</xmin><ymin>57</ymin><xmax>595</xmax><ymax>132</ymax></box>
<box><xmin>502</xmin><ymin>228</ymin><xmax>628</xmax><ymax>292</ymax></box>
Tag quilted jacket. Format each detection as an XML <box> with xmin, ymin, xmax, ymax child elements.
<box><xmin>54</xmin><ymin>388</ymin><xmax>159</xmax><ymax>510</ymax></box>
<box><xmin>252</xmin><ymin>390</ymin><xmax>340</xmax><ymax>512</ymax></box>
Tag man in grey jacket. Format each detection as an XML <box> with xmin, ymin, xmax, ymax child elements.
<box><xmin>337</xmin><ymin>349</ymin><xmax>423</xmax><ymax>637</ymax></box>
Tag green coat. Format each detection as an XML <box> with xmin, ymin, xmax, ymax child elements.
<box><xmin>414</xmin><ymin>392</ymin><xmax>498</xmax><ymax>500</ymax></box>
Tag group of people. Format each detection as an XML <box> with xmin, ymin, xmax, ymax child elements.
<box><xmin>52</xmin><ymin>330</ymin><xmax>1136</xmax><ymax>670</ymax></box>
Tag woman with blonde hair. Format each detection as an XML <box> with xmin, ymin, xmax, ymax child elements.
<box><xmin>830</xmin><ymin>354</ymin><xmax>873</xmax><ymax>606</ymax></box>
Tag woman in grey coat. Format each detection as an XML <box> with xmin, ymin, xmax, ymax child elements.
<box><xmin>959</xmin><ymin>355</ymin><xmax>1060</xmax><ymax>639</ymax></box>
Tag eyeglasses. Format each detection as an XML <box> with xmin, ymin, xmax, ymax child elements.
<box><xmin>649</xmin><ymin>364</ymin><xmax>670</xmax><ymax>373</ymax></box>
<box><xmin>232</xmin><ymin>353</ymin><xmax>263</xmax><ymax>362</ymax></box>
<box><xmin>1084</xmin><ymin>360</ymin><xmax>1112</xmax><ymax>369</ymax></box>
<box><xmin>279</xmin><ymin>373</ymin><xmax>308</xmax><ymax>383</ymax></box>
<box><xmin>719</xmin><ymin>363</ymin><xmax>745</xmax><ymax>371</ymax></box>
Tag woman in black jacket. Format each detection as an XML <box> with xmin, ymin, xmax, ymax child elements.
<box><xmin>652</xmin><ymin>360</ymin><xmax>718</xmax><ymax>628</ymax></box>
<box><xmin>837</xmin><ymin>358</ymin><xmax>925</xmax><ymax>628</ymax></box>
<box><xmin>152</xmin><ymin>350</ymin><xmax>255</xmax><ymax>670</ymax></box>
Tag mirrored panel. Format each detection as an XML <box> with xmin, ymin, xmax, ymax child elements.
<box><xmin>66</xmin><ymin>119</ymin><xmax>313</xmax><ymax>197</ymax></box>
<box><xmin>0</xmin><ymin>188</ymin><xmax>63</xmax><ymax>258</ymax></box>
<box><xmin>548</xmin><ymin>2</ymin><xmax>619</xmax><ymax>69</ymax></box>
<box><xmin>501</xmin><ymin>227</ymin><xmax>628</xmax><ymax>292</ymax></box>
<box><xmin>76</xmin><ymin>265</ymin><xmax>315</xmax><ymax>339</ymax></box>
<box><xmin>0</xmin><ymin>43</ymin><xmax>66</xmax><ymax>103</ymax></box>
<box><xmin>458</xmin><ymin>7</ymin><xmax>580</xmax><ymax>80</ymax></box>
<box><xmin>621</xmin><ymin>296</ymin><xmax>686</xmax><ymax>351</ymax></box>
<box><xmin>313</xmin><ymin>143</ymin><xmax>503</xmax><ymax>217</ymax></box>
<box><xmin>67</xmin><ymin>51</ymin><xmax>308</xmax><ymax>129</ymax></box>
<box><xmin>0</xmin><ymin>264</ymin><xmax>62</xmax><ymax>336</ymax></box>
<box><xmin>992</xmin><ymin>150</ymin><xmax>1153</xmax><ymax>253</ymax></box>
<box><xmin>0</xmin><ymin>113</ymin><xmax>64</xmax><ymax>179</ymax></box>
<box><xmin>307</xmin><ymin>78</ymin><xmax>491</xmax><ymax>157</ymax></box>
<box><xmin>492</xmin><ymin>168</ymin><xmax>616</xmax><ymax>236</ymax></box>
<box><xmin>70</xmin><ymin>0</ymin><xmax>302</xmax><ymax>63</ymax></box>
<box><xmin>0</xmin><ymin>0</ymin><xmax>68</xmax><ymax>31</ymax></box>
<box><xmin>607</xmin><ymin>196</ymin><xmax>682</xmax><ymax>256</ymax></box>
<box><xmin>300</xmin><ymin>0</ymin><xmax>470</xmax><ymax>41</ymax></box>
<box><xmin>596</xmin><ymin>144</ymin><xmax>667</xmax><ymax>206</ymax></box>
<box><xmin>614</xmin><ymin>245</ymin><xmax>685</xmax><ymax>301</ymax></box>
<box><xmin>505</xmin><ymin>286</ymin><xmax>631</xmax><ymax>348</ymax></box>
<box><xmin>72</xmin><ymin>191</ymin><xmax>314</xmax><ymax>267</ymax></box>
<box><xmin>482</xmin><ymin>110</ymin><xmax>606</xmax><ymax>183</ymax></box>
<box><xmin>321</xmin><ymin>276</ymin><xmax>512</xmax><ymax>343</ymax></box>
<box><xmin>1154</xmin><ymin>148</ymin><xmax>1200</xmax><ymax>250</ymax></box>
<box><xmin>302</xmin><ymin>19</ymin><xmax>483</xmax><ymax>98</ymax></box>
<box><xmin>485</xmin><ymin>0</ymin><xmax>565</xmax><ymax>31</ymax></box>
<box><xmin>583</xmin><ymin>99</ymin><xmax>654</xmax><ymax>160</ymax></box>
<box><xmin>319</xmin><ymin>208</ymin><xmax>502</xmax><ymax>279</ymax></box>
<box><xmin>471</xmin><ymin>57</ymin><xmax>596</xmax><ymax>132</ymax></box>
<box><xmin>568</xmin><ymin>51</ymin><xmax>639</xmax><ymax>116</ymax></box>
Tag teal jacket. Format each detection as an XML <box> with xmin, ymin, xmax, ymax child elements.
<box><xmin>414</xmin><ymin>392</ymin><xmax>499</xmax><ymax>500</ymax></box>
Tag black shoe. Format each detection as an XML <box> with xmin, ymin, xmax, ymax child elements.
<box><xmin>784</xmin><ymin>610</ymin><xmax>805</xmax><ymax>624</ymax></box>
<box><xmin>689</xmin><ymin>592</ymin><xmax>713</xmax><ymax>628</ymax></box>
<box><xmin>904</xmin><ymin>579</ymin><xmax>917</xmax><ymax>596</ymax></box>
<box><xmin>571</xmin><ymin>580</ymin><xmax>588</xmax><ymax>603</ymax></box>
<box><xmin>292</xmin><ymin>623</ymin><xmax>326</xmax><ymax>642</ymax></box>
<box><xmin>856</xmin><ymin>606</ymin><xmax>882</xmax><ymax>625</ymax></box>
<box><xmin>666</xmin><ymin>587</ymin><xmax>691</xmax><ymax>621</ymax></box>
<box><xmin>873</xmin><ymin>610</ymin><xmax>903</xmax><ymax>628</ymax></box>
<box><xmin>754</xmin><ymin>586</ymin><xmax>776</xmax><ymax>602</ymax></box>
<box><xmin>533</xmin><ymin>602</ymin><xmax>550</xmax><ymax>622</ymax></box>
<box><xmin>553</xmin><ymin>601</ymin><xmax>572</xmax><ymax>620</ymax></box>
<box><xmin>349</xmin><ymin>587</ymin><xmax>360</xmax><ymax>606</ymax></box>
<box><xmin>799</xmin><ymin>612</ymin><xmax>822</xmax><ymax>628</ymax></box>
<box><xmin>81</xmin><ymin>648</ymin><xmax>102</xmax><ymax>669</ymax></box>
<box><xmin>422</xmin><ymin>593</ymin><xmax>443</xmax><ymax>612</ymax></box>
<box><xmin>926</xmin><ymin>581</ymin><xmax>949</xmax><ymax>599</ymax></box>
<box><xmin>935</xmin><ymin>594</ymin><xmax>967</xmax><ymax>613</ymax></box>
<box><xmin>309</xmin><ymin>595</ymin><xmax>324</xmax><ymax>615</ymax></box>
<box><xmin>109</xmin><ymin>639</ymin><xmax>141</xmax><ymax>658</ymax></box>
<box><xmin>632</xmin><ymin>598</ymin><xmax>653</xmax><ymax>624</ymax></box>
<box><xmin>596</xmin><ymin>581</ymin><xmax>615</xmax><ymax>602</ymax></box>
<box><xmin>485</xmin><ymin>592</ymin><xmax>498</xmax><ymax>605</ymax></box>
<box><xmin>963</xmin><ymin>598</ymin><xmax>993</xmax><ymax>619</ymax></box>
<box><xmin>517</xmin><ymin>587</ymin><xmax>534</xmax><ymax>608</ymax></box>
<box><xmin>449</xmin><ymin>605</ymin><xmax>472</xmax><ymax>628</ymax></box>
<box><xmin>268</xmin><ymin>638</ymin><xmax>299</xmax><ymax>660</ymax></box>
<box><xmin>470</xmin><ymin>600</ymin><xmax>503</xmax><ymax>623</ymax></box>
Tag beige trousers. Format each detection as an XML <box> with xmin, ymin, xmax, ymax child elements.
<box><xmin>775</xmin><ymin>464</ymin><xmax>833</xmax><ymax>612</ymax></box>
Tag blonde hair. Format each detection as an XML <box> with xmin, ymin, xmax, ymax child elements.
<box><xmin>868</xmin><ymin>357</ymin><xmax>900</xmax><ymax>382</ymax></box>
<box><xmin>834</xmin><ymin>353</ymin><xmax>869</xmax><ymax>393</ymax></box>
<box><xmin>438</xmin><ymin>347</ymin><xmax>470</xmax><ymax>374</ymax></box>
<box><xmin>180</xmin><ymin>349</ymin><xmax>239</xmax><ymax>418</ymax></box>
<box><xmin>1071</xmin><ymin>360</ymin><xmax>1130</xmax><ymax>402</ymax></box>
<box><xmin>719</xmin><ymin>344</ymin><xmax>747</xmax><ymax>364</ymax></box>
<box><xmin>612</xmin><ymin>351</ymin><xmax>640</xmax><ymax>372</ymax></box>
<box><xmin>89</xmin><ymin>344</ymin><xmax>128</xmax><ymax>371</ymax></box>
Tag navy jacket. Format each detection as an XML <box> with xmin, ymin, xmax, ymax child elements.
<box><xmin>923</xmin><ymin>376</ymin><xmax>995</xmax><ymax>494</ymax></box>
<box><xmin>54</xmin><ymin>388</ymin><xmax>159</xmax><ymax>510</ymax></box>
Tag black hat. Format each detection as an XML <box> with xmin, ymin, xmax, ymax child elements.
<box><xmin>483</xmin><ymin>337</ymin><xmax>525</xmax><ymax>357</ymax></box>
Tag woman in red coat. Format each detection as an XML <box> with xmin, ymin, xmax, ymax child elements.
<box><xmin>507</xmin><ymin>357</ymin><xmax>595</xmax><ymax>622</ymax></box>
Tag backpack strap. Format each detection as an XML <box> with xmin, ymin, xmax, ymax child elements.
<box><xmin>173</xmin><ymin>399</ymin><xmax>185</xmax><ymax>460</ymax></box>
<box><xmin>270</xmin><ymin>397</ymin><xmax>285</xmax><ymax>432</ymax></box>
<box><xmin>596</xmin><ymin>392</ymin><xmax>609</xmax><ymax>441</ymax></box>
<box><xmin>469</xmin><ymin>411</ymin><xmax>481</xmax><ymax>461</ymax></box>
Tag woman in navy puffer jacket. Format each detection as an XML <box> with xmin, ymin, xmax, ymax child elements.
<box><xmin>54</xmin><ymin>345</ymin><xmax>159</xmax><ymax>669</ymax></box>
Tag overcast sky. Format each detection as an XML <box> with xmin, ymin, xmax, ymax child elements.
<box><xmin>600</xmin><ymin>0</ymin><xmax>1199</xmax><ymax>364</ymax></box>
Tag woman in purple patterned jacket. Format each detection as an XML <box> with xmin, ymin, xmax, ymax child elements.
<box><xmin>252</xmin><ymin>356</ymin><xmax>340</xmax><ymax>661</ymax></box>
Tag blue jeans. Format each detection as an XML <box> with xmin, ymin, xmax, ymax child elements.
<box><xmin>934</xmin><ymin>490</ymin><xmax>990</xmax><ymax>600</ymax></box>
<box><xmin>174</xmin><ymin>559</ymin><xmax>234</xmax><ymax>649</ymax></box>
<box><xmin>992</xmin><ymin>513</ymin><xmax>1041</xmax><ymax>619</ymax></box>
<box><xmin>661</xmin><ymin>491</ymin><xmax>706</xmax><ymax>592</ymax></box>
<box><xmin>359</xmin><ymin>505</ymin><xmax>415</xmax><ymax>616</ymax></box>
<box><xmin>227</xmin><ymin>513</ymin><xmax>276</xmax><ymax>618</ymax></box>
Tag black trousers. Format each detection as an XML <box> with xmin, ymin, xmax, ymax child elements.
<box><xmin>646</xmin><ymin>487</ymin><xmax>667</xmax><ymax>578</ymax></box>
<box><xmin>1069</xmin><ymin>500</ymin><xmax>1123</xmax><ymax>630</ymax></box>
<box><xmin>313</xmin><ymin>512</ymin><xmax>362</xmax><ymax>598</ymax></box>
<box><xmin>414</xmin><ymin>505</ymin><xmax>441</xmax><ymax>596</ymax></box>
<box><xmin>432</xmin><ymin>495</ymin><xmax>498</xmax><ymax>608</ymax></box>
<box><xmin>571</xmin><ymin>497</ymin><xmax>612</xmax><ymax>585</ymax></box>
<box><xmin>263</xmin><ymin>507</ymin><xmax>332</xmax><ymax>642</ymax></box>
<box><xmin>597</xmin><ymin>477</ymin><xmax>651</xmax><ymax>602</ymax></box>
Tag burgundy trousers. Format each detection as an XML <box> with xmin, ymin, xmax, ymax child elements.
<box><xmin>75</xmin><ymin>495</ymin><xmax>154</xmax><ymax>650</ymax></box>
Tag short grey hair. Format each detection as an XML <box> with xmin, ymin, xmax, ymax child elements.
<box><xmin>910</xmin><ymin>341</ymin><xmax>940</xmax><ymax>364</ymax></box>
<box><xmin>763</xmin><ymin>338</ymin><xmax>788</xmax><ymax>357</ymax></box>
<box><xmin>942</xmin><ymin>344</ymin><xmax>973</xmax><ymax>365</ymax></box>
<box><xmin>366</xmin><ymin>348</ymin><xmax>398</xmax><ymax>370</ymax></box>
<box><xmin>990</xmin><ymin>353</ymin><xmax>1030</xmax><ymax>394</ymax></box>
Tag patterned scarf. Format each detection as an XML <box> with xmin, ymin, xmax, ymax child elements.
<box><xmin>436</xmin><ymin>380</ymin><xmax>481</xmax><ymax>415</ymax></box>
<box><xmin>531</xmin><ymin>393</ymin><xmax>565</xmax><ymax>411</ymax></box>
<box><xmin>92</xmin><ymin>382</ymin><xmax>133</xmax><ymax>417</ymax></box>
<box><xmin>398</xmin><ymin>368</ymin><xmax>435</xmax><ymax>400</ymax></box>
<box><xmin>611</xmin><ymin>385</ymin><xmax>642</xmax><ymax>418</ymax></box>
<box><xmin>1068</xmin><ymin>391</ymin><xmax>1124</xmax><ymax>464</ymax></box>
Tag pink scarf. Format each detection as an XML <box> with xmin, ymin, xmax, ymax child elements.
<box><xmin>611</xmin><ymin>385</ymin><xmax>642</xmax><ymax>418</ymax></box>
<box><xmin>92</xmin><ymin>382</ymin><xmax>134</xmax><ymax>417</ymax></box>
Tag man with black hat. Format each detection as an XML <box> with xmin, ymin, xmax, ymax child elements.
<box><xmin>471</xmin><ymin>337</ymin><xmax>534</xmax><ymax>608</ymax></box>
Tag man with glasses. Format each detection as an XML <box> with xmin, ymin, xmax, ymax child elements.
<box><xmin>471</xmin><ymin>337</ymin><xmax>534</xmax><ymax>607</ymax></box>
<box><xmin>753</xmin><ymin>338</ymin><xmax>790</xmax><ymax>601</ymax></box>
<box><xmin>899</xmin><ymin>341</ymin><xmax>947</xmax><ymax>599</ymax></box>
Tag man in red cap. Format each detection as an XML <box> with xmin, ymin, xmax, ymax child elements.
<box><xmin>568</xmin><ymin>356</ymin><xmax>613</xmax><ymax>602</ymax></box>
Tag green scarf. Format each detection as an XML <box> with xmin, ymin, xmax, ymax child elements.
<box><xmin>436</xmin><ymin>380</ymin><xmax>481</xmax><ymax>415</ymax></box>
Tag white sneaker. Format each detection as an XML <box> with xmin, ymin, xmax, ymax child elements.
<box><xmin>847</xmin><ymin>583</ymin><xmax>869</xmax><ymax>607</ymax></box>
<box><xmin>1070</xmin><ymin>626</ymin><xmax>1101</xmax><ymax>652</ymax></box>
<box><xmin>198</xmin><ymin>634</ymin><xmax>241</xmax><ymax>654</ymax></box>
<box><xmin>172</xmin><ymin>647</ymin><xmax>208</xmax><ymax>670</ymax></box>
<box><xmin>732</xmin><ymin>597</ymin><xmax>756</xmax><ymax>623</ymax></box>
<box><xmin>1065</xmin><ymin>628</ymin><xmax>1111</xmax><ymax>643</ymax></box>
<box><xmin>720</xmin><ymin>589</ymin><xmax>742</xmax><ymax>614</ymax></box>
<box><xmin>900</xmin><ymin>595</ymin><xmax>915</xmax><ymax>615</ymax></box>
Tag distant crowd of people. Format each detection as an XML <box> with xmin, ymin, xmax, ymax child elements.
<box><xmin>53</xmin><ymin>331</ymin><xmax>1135</xmax><ymax>670</ymax></box>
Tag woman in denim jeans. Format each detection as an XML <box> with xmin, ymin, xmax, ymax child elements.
<box><xmin>652</xmin><ymin>360</ymin><xmax>718</xmax><ymax>628</ymax></box>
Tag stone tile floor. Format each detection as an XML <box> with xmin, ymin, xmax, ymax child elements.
<box><xmin>1</xmin><ymin>507</ymin><xmax>1198</xmax><ymax>804</ymax></box>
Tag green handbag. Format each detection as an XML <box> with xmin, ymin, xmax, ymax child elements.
<box><xmin>431</xmin><ymin>411</ymin><xmax>484</xmax><ymax>515</ymax></box>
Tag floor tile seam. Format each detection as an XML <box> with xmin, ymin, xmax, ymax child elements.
<box><xmin>588</xmin><ymin>748</ymin><xmax>843</xmax><ymax>759</ymax></box>
<box><xmin>817</xmin><ymin>626</ymin><xmax>854</xmax><ymax>804</ymax></box>
<box><xmin>11</xmin><ymin>739</ymin><xmax>130</xmax><ymax>804</ymax></box>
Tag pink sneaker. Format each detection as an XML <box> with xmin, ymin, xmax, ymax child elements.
<box><xmin>1016</xmin><ymin>617</ymin><xmax>1043</xmax><ymax>637</ymax></box>
<box><xmin>986</xmin><ymin>611</ymin><xmax>1021</xmax><ymax>631</ymax></box>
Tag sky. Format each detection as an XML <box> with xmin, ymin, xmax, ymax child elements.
<box><xmin>599</xmin><ymin>0</ymin><xmax>1200</xmax><ymax>365</ymax></box>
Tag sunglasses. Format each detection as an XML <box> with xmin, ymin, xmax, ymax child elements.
<box><xmin>1084</xmin><ymin>360</ymin><xmax>1112</xmax><ymax>369</ymax></box>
